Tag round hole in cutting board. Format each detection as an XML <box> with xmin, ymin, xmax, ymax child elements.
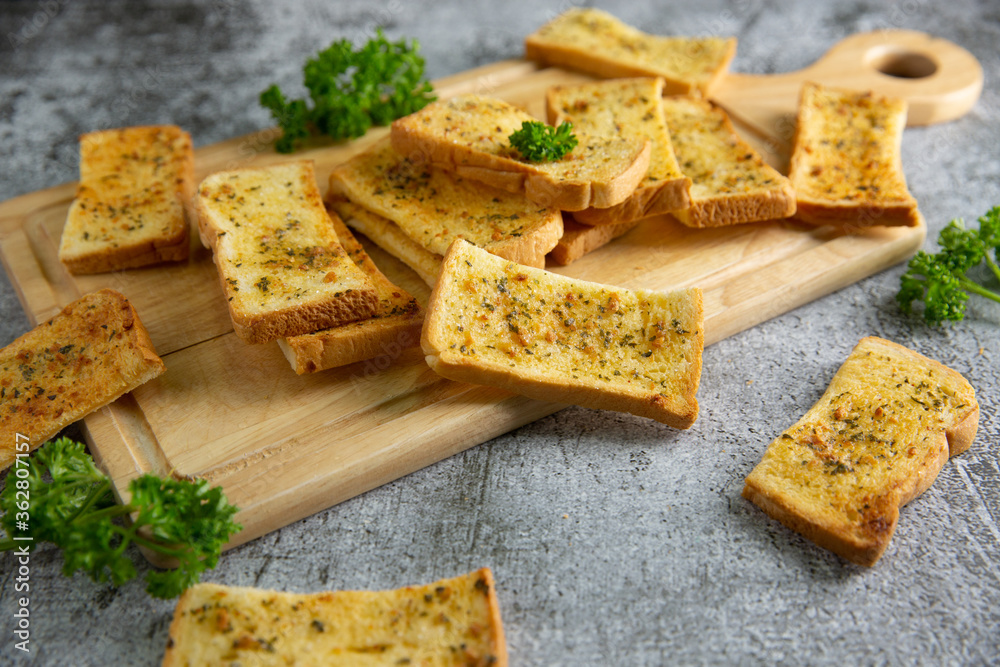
<box><xmin>868</xmin><ymin>49</ymin><xmax>937</xmax><ymax>79</ymax></box>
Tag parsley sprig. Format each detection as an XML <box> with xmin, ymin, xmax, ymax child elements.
<box><xmin>508</xmin><ymin>120</ymin><xmax>578</xmax><ymax>162</ymax></box>
<box><xmin>897</xmin><ymin>206</ymin><xmax>1000</xmax><ymax>324</ymax></box>
<box><xmin>0</xmin><ymin>437</ymin><xmax>241</xmax><ymax>599</ymax></box>
<box><xmin>260</xmin><ymin>29</ymin><xmax>436</xmax><ymax>153</ymax></box>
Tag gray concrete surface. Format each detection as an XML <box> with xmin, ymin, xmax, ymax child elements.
<box><xmin>1</xmin><ymin>0</ymin><xmax>999</xmax><ymax>664</ymax></box>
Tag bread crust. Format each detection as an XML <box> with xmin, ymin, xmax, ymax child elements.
<box><xmin>422</xmin><ymin>240</ymin><xmax>704</xmax><ymax>428</ymax></box>
<box><xmin>0</xmin><ymin>289</ymin><xmax>165</xmax><ymax>470</ymax></box>
<box><xmin>742</xmin><ymin>336</ymin><xmax>980</xmax><ymax>566</ymax></box>
<box><xmin>789</xmin><ymin>83</ymin><xmax>920</xmax><ymax>229</ymax></box>
<box><xmin>59</xmin><ymin>125</ymin><xmax>194</xmax><ymax>274</ymax></box>
<box><xmin>390</xmin><ymin>95</ymin><xmax>651</xmax><ymax>212</ymax></box>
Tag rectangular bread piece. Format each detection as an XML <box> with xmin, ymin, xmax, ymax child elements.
<box><xmin>548</xmin><ymin>215</ymin><xmax>640</xmax><ymax>266</ymax></box>
<box><xmin>525</xmin><ymin>8</ymin><xmax>736</xmax><ymax>96</ymax></box>
<box><xmin>663</xmin><ymin>96</ymin><xmax>796</xmax><ymax>228</ymax></box>
<box><xmin>789</xmin><ymin>83</ymin><xmax>920</xmax><ymax>228</ymax></box>
<box><xmin>58</xmin><ymin>125</ymin><xmax>194</xmax><ymax>274</ymax></box>
<box><xmin>743</xmin><ymin>336</ymin><xmax>979</xmax><ymax>566</ymax></box>
<box><xmin>0</xmin><ymin>289</ymin><xmax>165</xmax><ymax>470</ymax></box>
<box><xmin>390</xmin><ymin>94</ymin><xmax>650</xmax><ymax>211</ymax></box>
<box><xmin>422</xmin><ymin>239</ymin><xmax>704</xmax><ymax>428</ymax></box>
<box><xmin>277</xmin><ymin>213</ymin><xmax>423</xmax><ymax>374</ymax></box>
<box><xmin>547</xmin><ymin>78</ymin><xmax>691</xmax><ymax>225</ymax></box>
<box><xmin>195</xmin><ymin>160</ymin><xmax>379</xmax><ymax>344</ymax></box>
<box><xmin>330</xmin><ymin>200</ymin><xmax>443</xmax><ymax>287</ymax></box>
<box><xmin>162</xmin><ymin>568</ymin><xmax>507</xmax><ymax>666</ymax></box>
<box><xmin>327</xmin><ymin>137</ymin><xmax>563</xmax><ymax>281</ymax></box>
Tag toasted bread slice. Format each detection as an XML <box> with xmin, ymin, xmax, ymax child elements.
<box><xmin>422</xmin><ymin>240</ymin><xmax>704</xmax><ymax>428</ymax></box>
<box><xmin>789</xmin><ymin>83</ymin><xmax>920</xmax><ymax>228</ymax></box>
<box><xmin>327</xmin><ymin>138</ymin><xmax>563</xmax><ymax>280</ymax></box>
<box><xmin>58</xmin><ymin>125</ymin><xmax>193</xmax><ymax>274</ymax></box>
<box><xmin>743</xmin><ymin>337</ymin><xmax>979</xmax><ymax>566</ymax></box>
<box><xmin>390</xmin><ymin>94</ymin><xmax>651</xmax><ymax>211</ymax></box>
<box><xmin>548</xmin><ymin>215</ymin><xmax>640</xmax><ymax>266</ymax></box>
<box><xmin>331</xmin><ymin>200</ymin><xmax>443</xmax><ymax>287</ymax></box>
<box><xmin>525</xmin><ymin>8</ymin><xmax>736</xmax><ymax>96</ymax></box>
<box><xmin>195</xmin><ymin>161</ymin><xmax>379</xmax><ymax>344</ymax></box>
<box><xmin>277</xmin><ymin>214</ymin><xmax>423</xmax><ymax>374</ymax></box>
<box><xmin>162</xmin><ymin>568</ymin><xmax>507</xmax><ymax>666</ymax></box>
<box><xmin>662</xmin><ymin>96</ymin><xmax>796</xmax><ymax>228</ymax></box>
<box><xmin>547</xmin><ymin>78</ymin><xmax>691</xmax><ymax>225</ymax></box>
<box><xmin>0</xmin><ymin>289</ymin><xmax>165</xmax><ymax>470</ymax></box>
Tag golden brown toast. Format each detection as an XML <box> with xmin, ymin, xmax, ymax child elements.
<box><xmin>525</xmin><ymin>8</ymin><xmax>736</xmax><ymax>96</ymax></box>
<box><xmin>546</xmin><ymin>78</ymin><xmax>691</xmax><ymax>225</ymax></box>
<box><xmin>162</xmin><ymin>568</ymin><xmax>507</xmax><ymax>666</ymax></box>
<box><xmin>0</xmin><ymin>289</ymin><xmax>165</xmax><ymax>470</ymax></box>
<box><xmin>327</xmin><ymin>138</ymin><xmax>563</xmax><ymax>283</ymax></box>
<box><xmin>390</xmin><ymin>94</ymin><xmax>651</xmax><ymax>211</ymax></box>
<box><xmin>277</xmin><ymin>214</ymin><xmax>423</xmax><ymax>374</ymax></box>
<box><xmin>789</xmin><ymin>83</ymin><xmax>920</xmax><ymax>228</ymax></box>
<box><xmin>195</xmin><ymin>160</ymin><xmax>379</xmax><ymax>344</ymax></box>
<box><xmin>662</xmin><ymin>96</ymin><xmax>796</xmax><ymax>228</ymax></box>
<box><xmin>743</xmin><ymin>336</ymin><xmax>979</xmax><ymax>566</ymax></box>
<box><xmin>59</xmin><ymin>125</ymin><xmax>193</xmax><ymax>274</ymax></box>
<box><xmin>421</xmin><ymin>240</ymin><xmax>704</xmax><ymax>428</ymax></box>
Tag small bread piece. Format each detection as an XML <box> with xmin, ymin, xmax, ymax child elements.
<box><xmin>547</xmin><ymin>78</ymin><xmax>691</xmax><ymax>225</ymax></box>
<box><xmin>789</xmin><ymin>83</ymin><xmax>920</xmax><ymax>228</ymax></box>
<box><xmin>525</xmin><ymin>8</ymin><xmax>736</xmax><ymax>96</ymax></box>
<box><xmin>331</xmin><ymin>200</ymin><xmax>443</xmax><ymax>287</ymax></box>
<box><xmin>390</xmin><ymin>94</ymin><xmax>651</xmax><ymax>211</ymax></box>
<box><xmin>548</xmin><ymin>215</ymin><xmax>640</xmax><ymax>266</ymax></box>
<box><xmin>277</xmin><ymin>215</ymin><xmax>423</xmax><ymax>374</ymax></box>
<box><xmin>162</xmin><ymin>568</ymin><xmax>507</xmax><ymax>666</ymax></box>
<box><xmin>58</xmin><ymin>125</ymin><xmax>193</xmax><ymax>274</ymax></box>
<box><xmin>327</xmin><ymin>138</ymin><xmax>563</xmax><ymax>281</ymax></box>
<box><xmin>195</xmin><ymin>161</ymin><xmax>379</xmax><ymax>344</ymax></box>
<box><xmin>663</xmin><ymin>96</ymin><xmax>796</xmax><ymax>228</ymax></box>
<box><xmin>743</xmin><ymin>337</ymin><xmax>979</xmax><ymax>566</ymax></box>
<box><xmin>0</xmin><ymin>289</ymin><xmax>165</xmax><ymax>470</ymax></box>
<box><xmin>422</xmin><ymin>240</ymin><xmax>704</xmax><ymax>428</ymax></box>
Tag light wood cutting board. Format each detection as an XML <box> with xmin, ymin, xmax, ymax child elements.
<box><xmin>0</xmin><ymin>30</ymin><xmax>980</xmax><ymax>557</ymax></box>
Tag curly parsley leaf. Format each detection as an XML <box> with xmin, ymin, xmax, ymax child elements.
<box><xmin>0</xmin><ymin>437</ymin><xmax>241</xmax><ymax>599</ymax></box>
<box><xmin>261</xmin><ymin>29</ymin><xmax>436</xmax><ymax>153</ymax></box>
<box><xmin>508</xmin><ymin>120</ymin><xmax>578</xmax><ymax>162</ymax></box>
<box><xmin>897</xmin><ymin>206</ymin><xmax>1000</xmax><ymax>324</ymax></box>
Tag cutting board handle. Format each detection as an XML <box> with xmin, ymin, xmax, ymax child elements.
<box><xmin>711</xmin><ymin>29</ymin><xmax>983</xmax><ymax>141</ymax></box>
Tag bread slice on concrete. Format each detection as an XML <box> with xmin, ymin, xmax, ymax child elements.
<box><xmin>327</xmin><ymin>138</ymin><xmax>563</xmax><ymax>283</ymax></box>
<box><xmin>195</xmin><ymin>160</ymin><xmax>379</xmax><ymax>344</ymax></box>
<box><xmin>422</xmin><ymin>240</ymin><xmax>704</xmax><ymax>428</ymax></box>
<box><xmin>525</xmin><ymin>8</ymin><xmax>736</xmax><ymax>96</ymax></box>
<box><xmin>0</xmin><ymin>289</ymin><xmax>165</xmax><ymax>470</ymax></box>
<box><xmin>789</xmin><ymin>83</ymin><xmax>920</xmax><ymax>228</ymax></box>
<box><xmin>743</xmin><ymin>336</ymin><xmax>979</xmax><ymax>566</ymax></box>
<box><xmin>663</xmin><ymin>96</ymin><xmax>796</xmax><ymax>228</ymax></box>
<box><xmin>277</xmin><ymin>214</ymin><xmax>423</xmax><ymax>374</ymax></box>
<box><xmin>390</xmin><ymin>94</ymin><xmax>650</xmax><ymax>211</ymax></box>
<box><xmin>162</xmin><ymin>568</ymin><xmax>507</xmax><ymax>666</ymax></box>
<box><xmin>548</xmin><ymin>215</ymin><xmax>640</xmax><ymax>266</ymax></box>
<box><xmin>547</xmin><ymin>78</ymin><xmax>691</xmax><ymax>225</ymax></box>
<box><xmin>58</xmin><ymin>125</ymin><xmax>194</xmax><ymax>274</ymax></box>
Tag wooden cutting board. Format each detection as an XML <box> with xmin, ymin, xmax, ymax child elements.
<box><xmin>0</xmin><ymin>30</ymin><xmax>980</xmax><ymax>557</ymax></box>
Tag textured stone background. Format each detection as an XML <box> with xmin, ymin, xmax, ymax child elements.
<box><xmin>1</xmin><ymin>1</ymin><xmax>999</xmax><ymax>665</ymax></box>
